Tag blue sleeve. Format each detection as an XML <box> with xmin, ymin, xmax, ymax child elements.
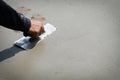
<box><xmin>0</xmin><ymin>0</ymin><xmax>31</xmax><ymax>36</ymax></box>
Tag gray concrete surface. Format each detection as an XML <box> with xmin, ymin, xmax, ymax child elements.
<box><xmin>0</xmin><ymin>0</ymin><xmax>120</xmax><ymax>80</ymax></box>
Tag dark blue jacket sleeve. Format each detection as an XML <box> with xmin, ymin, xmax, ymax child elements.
<box><xmin>0</xmin><ymin>0</ymin><xmax>31</xmax><ymax>36</ymax></box>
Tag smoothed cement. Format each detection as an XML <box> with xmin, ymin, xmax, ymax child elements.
<box><xmin>0</xmin><ymin>0</ymin><xmax>120</xmax><ymax>80</ymax></box>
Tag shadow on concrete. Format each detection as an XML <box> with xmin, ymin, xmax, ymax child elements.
<box><xmin>0</xmin><ymin>45</ymin><xmax>24</xmax><ymax>62</ymax></box>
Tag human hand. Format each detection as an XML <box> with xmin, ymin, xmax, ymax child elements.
<box><xmin>28</xmin><ymin>20</ymin><xmax>44</xmax><ymax>38</ymax></box>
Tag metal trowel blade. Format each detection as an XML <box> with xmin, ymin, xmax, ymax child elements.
<box><xmin>14</xmin><ymin>23</ymin><xmax>56</xmax><ymax>50</ymax></box>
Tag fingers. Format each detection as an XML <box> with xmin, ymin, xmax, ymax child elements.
<box><xmin>28</xmin><ymin>20</ymin><xmax>45</xmax><ymax>38</ymax></box>
<box><xmin>38</xmin><ymin>26</ymin><xmax>44</xmax><ymax>36</ymax></box>
<box><xmin>35</xmin><ymin>26</ymin><xmax>44</xmax><ymax>38</ymax></box>
<box><xmin>41</xmin><ymin>26</ymin><xmax>45</xmax><ymax>33</ymax></box>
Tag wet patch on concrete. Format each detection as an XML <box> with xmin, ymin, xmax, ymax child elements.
<box><xmin>16</xmin><ymin>6</ymin><xmax>31</xmax><ymax>14</ymax></box>
<box><xmin>16</xmin><ymin>6</ymin><xmax>45</xmax><ymax>22</ymax></box>
<box><xmin>31</xmin><ymin>13</ymin><xmax>46</xmax><ymax>22</ymax></box>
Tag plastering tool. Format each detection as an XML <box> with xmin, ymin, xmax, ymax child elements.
<box><xmin>14</xmin><ymin>23</ymin><xmax>56</xmax><ymax>50</ymax></box>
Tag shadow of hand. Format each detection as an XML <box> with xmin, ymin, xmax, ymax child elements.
<box><xmin>0</xmin><ymin>45</ymin><xmax>24</xmax><ymax>62</ymax></box>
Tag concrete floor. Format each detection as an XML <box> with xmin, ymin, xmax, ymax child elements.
<box><xmin>0</xmin><ymin>0</ymin><xmax>120</xmax><ymax>80</ymax></box>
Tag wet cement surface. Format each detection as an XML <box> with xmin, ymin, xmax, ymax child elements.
<box><xmin>1</xmin><ymin>0</ymin><xmax>120</xmax><ymax>80</ymax></box>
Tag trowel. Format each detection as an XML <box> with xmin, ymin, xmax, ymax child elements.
<box><xmin>14</xmin><ymin>23</ymin><xmax>56</xmax><ymax>50</ymax></box>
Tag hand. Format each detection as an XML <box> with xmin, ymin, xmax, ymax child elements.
<box><xmin>28</xmin><ymin>20</ymin><xmax>44</xmax><ymax>38</ymax></box>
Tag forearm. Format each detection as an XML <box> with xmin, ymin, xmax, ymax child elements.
<box><xmin>0</xmin><ymin>0</ymin><xmax>31</xmax><ymax>36</ymax></box>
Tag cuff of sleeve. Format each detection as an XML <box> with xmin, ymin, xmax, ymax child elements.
<box><xmin>23</xmin><ymin>19</ymin><xmax>31</xmax><ymax>36</ymax></box>
<box><xmin>22</xmin><ymin>16</ymin><xmax>31</xmax><ymax>36</ymax></box>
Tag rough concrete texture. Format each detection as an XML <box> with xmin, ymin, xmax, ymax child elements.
<box><xmin>0</xmin><ymin>0</ymin><xmax>120</xmax><ymax>80</ymax></box>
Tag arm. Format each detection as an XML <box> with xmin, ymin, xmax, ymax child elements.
<box><xmin>0</xmin><ymin>0</ymin><xmax>44</xmax><ymax>38</ymax></box>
